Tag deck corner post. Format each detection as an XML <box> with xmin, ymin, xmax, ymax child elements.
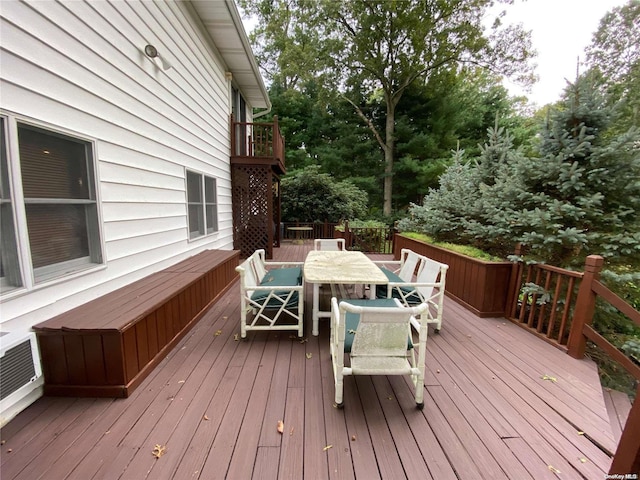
<box><xmin>609</xmin><ymin>384</ymin><xmax>640</xmax><ymax>476</ymax></box>
<box><xmin>505</xmin><ymin>243</ymin><xmax>523</xmax><ymax>318</ymax></box>
<box><xmin>567</xmin><ymin>255</ymin><xmax>604</xmax><ymax>359</ymax></box>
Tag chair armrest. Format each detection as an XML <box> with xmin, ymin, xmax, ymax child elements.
<box><xmin>264</xmin><ymin>261</ymin><xmax>304</xmax><ymax>268</ymax></box>
<box><xmin>251</xmin><ymin>284</ymin><xmax>304</xmax><ymax>292</ymax></box>
<box><xmin>331</xmin><ymin>297</ymin><xmax>341</xmax><ymax>326</ymax></box>
<box><xmin>373</xmin><ymin>260</ymin><xmax>401</xmax><ymax>268</ymax></box>
<box><xmin>386</xmin><ymin>281</ymin><xmax>442</xmax><ymax>289</ymax></box>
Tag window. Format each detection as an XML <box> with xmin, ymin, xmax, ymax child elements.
<box><xmin>0</xmin><ymin>118</ymin><xmax>103</xmax><ymax>292</ymax></box>
<box><xmin>186</xmin><ymin>170</ymin><xmax>218</xmax><ymax>239</ymax></box>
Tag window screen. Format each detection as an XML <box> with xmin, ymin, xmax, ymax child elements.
<box><xmin>18</xmin><ymin>124</ymin><xmax>102</xmax><ymax>281</ymax></box>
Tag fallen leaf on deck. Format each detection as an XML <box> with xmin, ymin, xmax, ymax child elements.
<box><xmin>299</xmin><ymin>338</ymin><xmax>308</xmax><ymax>344</ymax></box>
<box><xmin>215</xmin><ymin>330</ymin><xmax>222</xmax><ymax>336</ymax></box>
<box><xmin>323</xmin><ymin>445</ymin><xmax>333</xmax><ymax>451</ymax></box>
<box><xmin>579</xmin><ymin>457</ymin><xmax>587</xmax><ymax>463</ymax></box>
<box><xmin>577</xmin><ymin>431</ymin><xmax>585</xmax><ymax>435</ymax></box>
<box><xmin>234</xmin><ymin>334</ymin><xmax>239</xmax><ymax>341</ymax></box>
<box><xmin>541</xmin><ymin>374</ymin><xmax>557</xmax><ymax>383</ymax></box>
<box><xmin>203</xmin><ymin>415</ymin><xmax>210</xmax><ymax>421</ymax></box>
<box><xmin>7</xmin><ymin>449</ymin><xmax>12</xmax><ymax>453</ymax></box>
<box><xmin>351</xmin><ymin>435</ymin><xmax>356</xmax><ymax>441</ymax></box>
<box><xmin>152</xmin><ymin>444</ymin><xmax>166</xmax><ymax>458</ymax></box>
<box><xmin>0</xmin><ymin>440</ymin><xmax>5</xmax><ymax>445</ymax></box>
<box><xmin>277</xmin><ymin>420</ymin><xmax>284</xmax><ymax>434</ymax></box>
<box><xmin>289</xmin><ymin>427</ymin><xmax>294</xmax><ymax>436</ymax></box>
<box><xmin>223</xmin><ymin>316</ymin><xmax>228</xmax><ymax>320</ymax></box>
<box><xmin>306</xmin><ymin>353</ymin><xmax>313</xmax><ymax>359</ymax></box>
<box><xmin>548</xmin><ymin>465</ymin><xmax>560</xmax><ymax>474</ymax></box>
<box><xmin>178</xmin><ymin>380</ymin><xmax>185</xmax><ymax>384</ymax></box>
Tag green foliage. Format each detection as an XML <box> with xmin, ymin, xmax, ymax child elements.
<box><xmin>335</xmin><ymin>219</ymin><xmax>388</xmax><ymax>231</ymax></box>
<box><xmin>241</xmin><ymin>0</ymin><xmax>536</xmax><ymax>216</ymax></box>
<box><xmin>621</xmin><ymin>338</ymin><xmax>640</xmax><ymax>364</ymax></box>
<box><xmin>585</xmin><ymin>0</ymin><xmax>640</xmax><ymax>134</ymax></box>
<box><xmin>402</xmin><ymin>75</ymin><xmax>640</xmax><ymax>268</ymax></box>
<box><xmin>280</xmin><ymin>165</ymin><xmax>368</xmax><ymax>222</ymax></box>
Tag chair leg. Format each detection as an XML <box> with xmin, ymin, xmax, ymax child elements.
<box><xmin>297</xmin><ymin>303</ymin><xmax>304</xmax><ymax>337</ymax></box>
<box><xmin>240</xmin><ymin>304</ymin><xmax>247</xmax><ymax>338</ymax></box>
<box><xmin>334</xmin><ymin>378</ymin><xmax>344</xmax><ymax>408</ymax></box>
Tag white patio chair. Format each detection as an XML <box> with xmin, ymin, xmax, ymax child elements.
<box><xmin>330</xmin><ymin>297</ymin><xmax>429</xmax><ymax>409</ymax></box>
<box><xmin>314</xmin><ymin>238</ymin><xmax>351</xmax><ymax>296</ymax></box>
<box><xmin>236</xmin><ymin>249</ymin><xmax>304</xmax><ymax>338</ymax></box>
<box><xmin>374</xmin><ymin>248</ymin><xmax>422</xmax><ymax>284</ymax></box>
<box><xmin>314</xmin><ymin>238</ymin><xmax>346</xmax><ymax>251</ymax></box>
<box><xmin>385</xmin><ymin>257</ymin><xmax>448</xmax><ymax>332</ymax></box>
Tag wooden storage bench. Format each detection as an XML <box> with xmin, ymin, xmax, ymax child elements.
<box><xmin>33</xmin><ymin>249</ymin><xmax>240</xmax><ymax>398</ymax></box>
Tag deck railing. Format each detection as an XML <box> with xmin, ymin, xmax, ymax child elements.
<box><xmin>506</xmin><ymin>252</ymin><xmax>583</xmax><ymax>347</ymax></box>
<box><xmin>280</xmin><ymin>221</ymin><xmax>394</xmax><ymax>253</ymax></box>
<box><xmin>281</xmin><ymin>222</ymin><xmax>338</xmax><ymax>242</ymax></box>
<box><xmin>561</xmin><ymin>255</ymin><xmax>640</xmax><ymax>475</ymax></box>
<box><xmin>230</xmin><ymin>115</ymin><xmax>285</xmax><ymax>173</ymax></box>
<box><xmin>505</xmin><ymin>250</ymin><xmax>639</xmax><ymax>473</ymax></box>
<box><xmin>339</xmin><ymin>225</ymin><xmax>394</xmax><ymax>253</ymax></box>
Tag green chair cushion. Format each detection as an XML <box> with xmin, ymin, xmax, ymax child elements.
<box><xmin>375</xmin><ymin>268</ymin><xmax>421</xmax><ymax>303</ymax></box>
<box><xmin>250</xmin><ymin>267</ymin><xmax>302</xmax><ymax>308</ymax></box>
<box><xmin>339</xmin><ymin>298</ymin><xmax>413</xmax><ymax>352</ymax></box>
<box><xmin>261</xmin><ymin>267</ymin><xmax>302</xmax><ymax>285</ymax></box>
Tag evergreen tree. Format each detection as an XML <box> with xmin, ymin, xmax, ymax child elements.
<box><xmin>504</xmin><ymin>77</ymin><xmax>640</xmax><ymax>267</ymax></box>
<box><xmin>397</xmin><ymin>147</ymin><xmax>483</xmax><ymax>245</ymax></box>
<box><xmin>400</xmin><ymin>76</ymin><xmax>640</xmax><ymax>268</ymax></box>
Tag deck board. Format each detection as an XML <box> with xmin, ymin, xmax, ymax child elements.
<box><xmin>0</xmin><ymin>242</ymin><xmax>617</xmax><ymax>479</ymax></box>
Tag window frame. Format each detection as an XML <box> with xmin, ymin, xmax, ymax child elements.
<box><xmin>0</xmin><ymin>117</ymin><xmax>23</xmax><ymax>292</ymax></box>
<box><xmin>0</xmin><ymin>114</ymin><xmax>105</xmax><ymax>294</ymax></box>
<box><xmin>186</xmin><ymin>169</ymin><xmax>218</xmax><ymax>240</ymax></box>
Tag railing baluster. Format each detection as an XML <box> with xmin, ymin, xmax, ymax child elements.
<box><xmin>546</xmin><ymin>273</ymin><xmax>563</xmax><ymax>340</ymax></box>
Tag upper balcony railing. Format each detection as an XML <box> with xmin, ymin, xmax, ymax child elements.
<box><xmin>230</xmin><ymin>115</ymin><xmax>285</xmax><ymax>174</ymax></box>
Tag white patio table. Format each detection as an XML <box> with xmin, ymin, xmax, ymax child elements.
<box><xmin>304</xmin><ymin>250</ymin><xmax>388</xmax><ymax>336</ymax></box>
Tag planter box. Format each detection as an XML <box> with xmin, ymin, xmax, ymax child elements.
<box><xmin>394</xmin><ymin>234</ymin><xmax>512</xmax><ymax>317</ymax></box>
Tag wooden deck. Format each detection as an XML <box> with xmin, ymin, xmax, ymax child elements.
<box><xmin>1</xmin><ymin>243</ymin><xmax>617</xmax><ymax>479</ymax></box>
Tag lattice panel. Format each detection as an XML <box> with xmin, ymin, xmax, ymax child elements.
<box><xmin>232</xmin><ymin>165</ymin><xmax>274</xmax><ymax>258</ymax></box>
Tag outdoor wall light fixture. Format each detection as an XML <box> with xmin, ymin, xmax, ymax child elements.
<box><xmin>143</xmin><ymin>44</ymin><xmax>172</xmax><ymax>71</ymax></box>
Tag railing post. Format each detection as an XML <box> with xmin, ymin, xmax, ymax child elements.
<box><xmin>230</xmin><ymin>114</ymin><xmax>236</xmax><ymax>156</ymax></box>
<box><xmin>505</xmin><ymin>243</ymin><xmax>523</xmax><ymax>318</ymax></box>
<box><xmin>609</xmin><ymin>384</ymin><xmax>640</xmax><ymax>476</ymax></box>
<box><xmin>566</xmin><ymin>255</ymin><xmax>604</xmax><ymax>359</ymax></box>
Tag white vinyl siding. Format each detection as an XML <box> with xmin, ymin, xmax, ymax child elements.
<box><xmin>0</xmin><ymin>0</ymin><xmax>241</xmax><ymax>323</ymax></box>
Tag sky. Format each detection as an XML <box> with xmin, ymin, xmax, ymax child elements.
<box><xmin>495</xmin><ymin>0</ymin><xmax>629</xmax><ymax>106</ymax></box>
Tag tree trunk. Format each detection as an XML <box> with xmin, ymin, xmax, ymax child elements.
<box><xmin>383</xmin><ymin>101</ymin><xmax>395</xmax><ymax>217</ymax></box>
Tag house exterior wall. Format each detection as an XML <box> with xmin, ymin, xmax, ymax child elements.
<box><xmin>0</xmin><ymin>2</ymin><xmax>253</xmax><ymax>344</ymax></box>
